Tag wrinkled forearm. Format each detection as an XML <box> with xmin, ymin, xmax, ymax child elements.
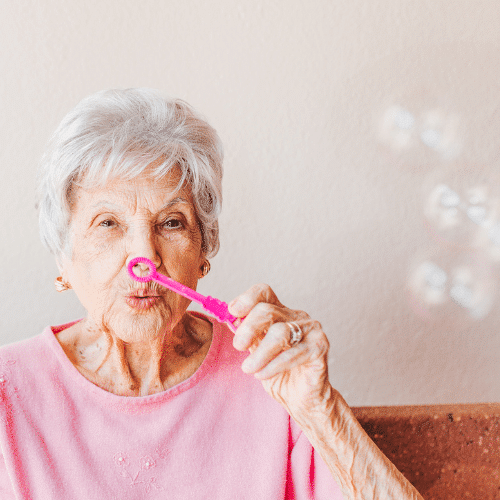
<box><xmin>291</xmin><ymin>387</ymin><xmax>424</xmax><ymax>500</ymax></box>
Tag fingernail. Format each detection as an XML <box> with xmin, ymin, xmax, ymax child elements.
<box><xmin>232</xmin><ymin>336</ymin><xmax>243</xmax><ymax>350</ymax></box>
<box><xmin>241</xmin><ymin>358</ymin><xmax>254</xmax><ymax>373</ymax></box>
<box><xmin>229</xmin><ymin>299</ymin><xmax>242</xmax><ymax>314</ymax></box>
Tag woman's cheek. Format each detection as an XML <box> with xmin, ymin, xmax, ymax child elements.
<box><xmin>89</xmin><ymin>231</ymin><xmax>123</xmax><ymax>256</ymax></box>
<box><xmin>161</xmin><ymin>230</ymin><xmax>201</xmax><ymax>260</ymax></box>
<box><xmin>73</xmin><ymin>239</ymin><xmax>123</xmax><ymax>292</ymax></box>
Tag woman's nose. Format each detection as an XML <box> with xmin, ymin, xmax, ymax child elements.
<box><xmin>126</xmin><ymin>230</ymin><xmax>162</xmax><ymax>276</ymax></box>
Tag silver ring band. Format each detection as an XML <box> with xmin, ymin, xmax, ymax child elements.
<box><xmin>286</xmin><ymin>321</ymin><xmax>303</xmax><ymax>347</ymax></box>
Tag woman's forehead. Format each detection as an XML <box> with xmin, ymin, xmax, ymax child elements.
<box><xmin>71</xmin><ymin>168</ymin><xmax>195</xmax><ymax>214</ymax></box>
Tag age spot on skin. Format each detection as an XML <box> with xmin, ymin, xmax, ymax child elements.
<box><xmin>174</xmin><ymin>338</ymin><xmax>203</xmax><ymax>358</ymax></box>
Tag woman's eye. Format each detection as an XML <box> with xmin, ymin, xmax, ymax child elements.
<box><xmin>99</xmin><ymin>219</ymin><xmax>116</xmax><ymax>228</ymax></box>
<box><xmin>161</xmin><ymin>219</ymin><xmax>183</xmax><ymax>230</ymax></box>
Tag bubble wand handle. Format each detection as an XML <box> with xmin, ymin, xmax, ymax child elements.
<box><xmin>127</xmin><ymin>257</ymin><xmax>239</xmax><ymax>332</ymax></box>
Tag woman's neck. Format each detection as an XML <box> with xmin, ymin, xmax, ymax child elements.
<box><xmin>56</xmin><ymin>312</ymin><xmax>213</xmax><ymax>396</ymax></box>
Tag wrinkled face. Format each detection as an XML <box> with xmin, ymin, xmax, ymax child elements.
<box><xmin>60</xmin><ymin>167</ymin><xmax>205</xmax><ymax>343</ymax></box>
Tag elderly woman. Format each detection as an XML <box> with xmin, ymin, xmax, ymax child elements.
<box><xmin>0</xmin><ymin>88</ymin><xmax>422</xmax><ymax>500</ymax></box>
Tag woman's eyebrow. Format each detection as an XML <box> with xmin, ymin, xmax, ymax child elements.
<box><xmin>160</xmin><ymin>197</ymin><xmax>191</xmax><ymax>211</ymax></box>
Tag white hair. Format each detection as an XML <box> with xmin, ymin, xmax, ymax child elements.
<box><xmin>37</xmin><ymin>88</ymin><xmax>223</xmax><ymax>261</ymax></box>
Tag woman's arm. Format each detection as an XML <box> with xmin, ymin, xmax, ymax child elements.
<box><xmin>292</xmin><ymin>386</ymin><xmax>423</xmax><ymax>500</ymax></box>
<box><xmin>229</xmin><ymin>284</ymin><xmax>423</xmax><ymax>500</ymax></box>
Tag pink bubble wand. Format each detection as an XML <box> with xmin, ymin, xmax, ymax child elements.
<box><xmin>127</xmin><ymin>257</ymin><xmax>239</xmax><ymax>332</ymax></box>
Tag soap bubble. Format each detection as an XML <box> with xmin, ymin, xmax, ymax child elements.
<box><xmin>377</xmin><ymin>102</ymin><xmax>462</xmax><ymax>165</ymax></box>
<box><xmin>419</xmin><ymin>108</ymin><xmax>461</xmax><ymax>158</ymax></box>
<box><xmin>420</xmin><ymin>128</ymin><xmax>441</xmax><ymax>149</ymax></box>
<box><xmin>379</xmin><ymin>105</ymin><xmax>417</xmax><ymax>150</ymax></box>
<box><xmin>425</xmin><ymin>183</ymin><xmax>462</xmax><ymax>234</ymax></box>
<box><xmin>408</xmin><ymin>249</ymin><xmax>496</xmax><ymax>329</ymax></box>
<box><xmin>423</xmin><ymin>166</ymin><xmax>500</xmax><ymax>249</ymax></box>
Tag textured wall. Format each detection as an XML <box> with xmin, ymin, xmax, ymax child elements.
<box><xmin>1</xmin><ymin>0</ymin><xmax>500</xmax><ymax>406</ymax></box>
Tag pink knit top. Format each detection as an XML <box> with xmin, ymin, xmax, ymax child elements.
<box><xmin>0</xmin><ymin>314</ymin><xmax>343</xmax><ymax>499</ymax></box>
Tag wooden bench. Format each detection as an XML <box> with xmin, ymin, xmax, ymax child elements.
<box><xmin>352</xmin><ymin>403</ymin><xmax>500</xmax><ymax>499</ymax></box>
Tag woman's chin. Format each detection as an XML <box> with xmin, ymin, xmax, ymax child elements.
<box><xmin>100</xmin><ymin>305</ymin><xmax>176</xmax><ymax>343</ymax></box>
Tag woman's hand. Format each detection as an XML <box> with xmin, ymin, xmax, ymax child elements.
<box><xmin>229</xmin><ymin>285</ymin><xmax>424</xmax><ymax>500</ymax></box>
<box><xmin>229</xmin><ymin>283</ymin><xmax>333</xmax><ymax>420</ymax></box>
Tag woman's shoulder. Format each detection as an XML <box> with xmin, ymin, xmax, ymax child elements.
<box><xmin>0</xmin><ymin>329</ymin><xmax>54</xmax><ymax>409</ymax></box>
<box><xmin>0</xmin><ymin>330</ymin><xmax>47</xmax><ymax>360</ymax></box>
<box><xmin>0</xmin><ymin>321</ymin><xmax>81</xmax><ymax>383</ymax></box>
<box><xmin>0</xmin><ymin>327</ymin><xmax>52</xmax><ymax>376</ymax></box>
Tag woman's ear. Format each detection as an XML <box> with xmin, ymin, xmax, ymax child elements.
<box><xmin>56</xmin><ymin>251</ymin><xmax>70</xmax><ymax>278</ymax></box>
<box><xmin>54</xmin><ymin>253</ymin><xmax>73</xmax><ymax>292</ymax></box>
<box><xmin>199</xmin><ymin>257</ymin><xmax>211</xmax><ymax>279</ymax></box>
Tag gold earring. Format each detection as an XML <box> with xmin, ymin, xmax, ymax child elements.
<box><xmin>54</xmin><ymin>276</ymin><xmax>71</xmax><ymax>292</ymax></box>
<box><xmin>200</xmin><ymin>260</ymin><xmax>211</xmax><ymax>277</ymax></box>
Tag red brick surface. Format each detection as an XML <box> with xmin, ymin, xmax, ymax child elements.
<box><xmin>352</xmin><ymin>403</ymin><xmax>500</xmax><ymax>499</ymax></box>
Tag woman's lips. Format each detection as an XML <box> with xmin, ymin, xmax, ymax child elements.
<box><xmin>125</xmin><ymin>290</ymin><xmax>161</xmax><ymax>310</ymax></box>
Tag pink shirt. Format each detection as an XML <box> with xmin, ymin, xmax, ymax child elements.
<box><xmin>0</xmin><ymin>314</ymin><xmax>343</xmax><ymax>499</ymax></box>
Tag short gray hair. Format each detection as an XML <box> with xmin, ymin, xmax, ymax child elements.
<box><xmin>37</xmin><ymin>88</ymin><xmax>223</xmax><ymax>261</ymax></box>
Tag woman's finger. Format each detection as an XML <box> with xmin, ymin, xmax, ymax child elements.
<box><xmin>228</xmin><ymin>283</ymin><xmax>284</xmax><ymax>318</ymax></box>
<box><xmin>246</xmin><ymin>321</ymin><xmax>327</xmax><ymax>377</ymax></box>
<box><xmin>253</xmin><ymin>342</ymin><xmax>310</xmax><ymax>380</ymax></box>
<box><xmin>255</xmin><ymin>327</ymin><xmax>329</xmax><ymax>380</ymax></box>
<box><xmin>241</xmin><ymin>321</ymin><xmax>302</xmax><ymax>373</ymax></box>
<box><xmin>232</xmin><ymin>301</ymin><xmax>290</xmax><ymax>351</ymax></box>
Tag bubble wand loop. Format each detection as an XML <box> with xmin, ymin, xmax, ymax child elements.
<box><xmin>127</xmin><ymin>257</ymin><xmax>239</xmax><ymax>332</ymax></box>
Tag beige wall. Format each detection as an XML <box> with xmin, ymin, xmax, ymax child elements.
<box><xmin>1</xmin><ymin>0</ymin><xmax>500</xmax><ymax>406</ymax></box>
